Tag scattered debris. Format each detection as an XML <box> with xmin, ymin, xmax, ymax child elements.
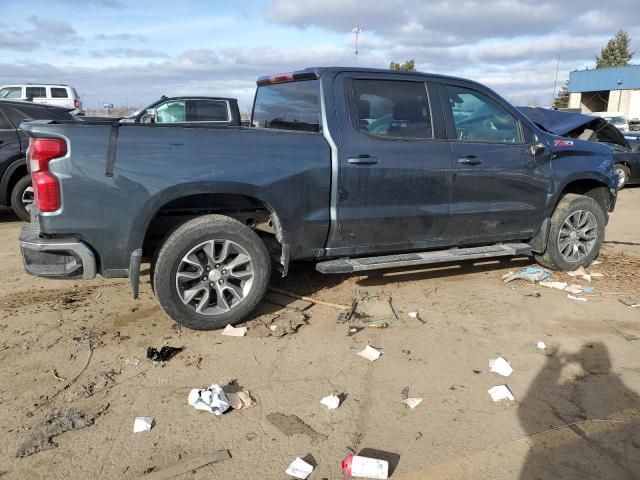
<box><xmin>357</xmin><ymin>345</ymin><xmax>382</xmax><ymax>362</ymax></box>
<box><xmin>591</xmin><ymin>259</ymin><xmax>601</xmax><ymax>266</ymax></box>
<box><xmin>137</xmin><ymin>450</ymin><xmax>230</xmax><ymax>480</ymax></box>
<box><xmin>188</xmin><ymin>384</ymin><xmax>230</xmax><ymax>415</ymax></box>
<box><xmin>80</xmin><ymin>369</ymin><xmax>120</xmax><ymax>397</ymax></box>
<box><xmin>502</xmin><ymin>267</ymin><xmax>550</xmax><ymax>283</ymax></box>
<box><xmin>619</xmin><ymin>297</ymin><xmax>640</xmax><ymax>308</ymax></box>
<box><xmin>266</xmin><ymin>413</ymin><xmax>327</xmax><ymax>442</ymax></box>
<box><xmin>407</xmin><ymin>311</ymin><xmax>426</xmax><ymax>324</ymax></box>
<box><xmin>125</xmin><ymin>358</ymin><xmax>141</xmax><ymax>366</ymax></box>
<box><xmin>590</xmin><ymin>272</ymin><xmax>604</xmax><ymax>278</ymax></box>
<box><xmin>367</xmin><ymin>320</ymin><xmax>389</xmax><ymax>329</ymax></box>
<box><xmin>182</xmin><ymin>355</ymin><xmax>203</xmax><ymax>369</ymax></box>
<box><xmin>15</xmin><ymin>405</ymin><xmax>109</xmax><ymax>457</ymax></box>
<box><xmin>285</xmin><ymin>457</ymin><xmax>314</xmax><ymax>479</ymax></box>
<box><xmin>525</xmin><ymin>292</ymin><xmax>541</xmax><ymax>298</ymax></box>
<box><xmin>133</xmin><ymin>416</ymin><xmax>154</xmax><ymax>433</ymax></box>
<box><xmin>51</xmin><ymin>369</ymin><xmax>66</xmax><ymax>383</ymax></box>
<box><xmin>269</xmin><ymin>310</ymin><xmax>308</xmax><ymax>337</ymax></box>
<box><xmin>401</xmin><ymin>398</ymin><xmax>423</xmax><ymax>410</ymax></box>
<box><xmin>539</xmin><ymin>281</ymin><xmax>568</xmax><ymax>290</ymax></box>
<box><xmin>342</xmin><ymin>454</ymin><xmax>389</xmax><ymax>479</ymax></box>
<box><xmin>568</xmin><ymin>266</ymin><xmax>591</xmax><ymax>282</ymax></box>
<box><xmin>72</xmin><ymin>330</ymin><xmax>105</xmax><ymax>349</ymax></box>
<box><xmin>348</xmin><ymin>326</ymin><xmax>364</xmax><ymax>336</ymax></box>
<box><xmin>320</xmin><ymin>394</ymin><xmax>340</xmax><ymax>410</ymax></box>
<box><xmin>221</xmin><ymin>324</ymin><xmax>247</xmax><ymax>337</ymax></box>
<box><xmin>337</xmin><ymin>299</ymin><xmax>358</xmax><ymax>324</ymax></box>
<box><xmin>111</xmin><ymin>331</ymin><xmax>130</xmax><ymax>344</ymax></box>
<box><xmin>564</xmin><ymin>284</ymin><xmax>584</xmax><ymax>295</ymax></box>
<box><xmin>567</xmin><ymin>294</ymin><xmax>587</xmax><ymax>302</ymax></box>
<box><xmin>488</xmin><ymin>385</ymin><xmax>515</xmax><ymax>403</ymax></box>
<box><xmin>146</xmin><ymin>346</ymin><xmax>183</xmax><ymax>362</ymax></box>
<box><xmin>489</xmin><ymin>357</ymin><xmax>513</xmax><ymax>377</ymax></box>
<box><xmin>354</xmin><ymin>294</ymin><xmax>397</xmax><ymax>326</ymax></box>
<box><xmin>536</xmin><ymin>341</ymin><xmax>547</xmax><ymax>350</ymax></box>
<box><xmin>226</xmin><ymin>390</ymin><xmax>256</xmax><ymax>410</ymax></box>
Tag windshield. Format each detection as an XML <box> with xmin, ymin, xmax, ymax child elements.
<box><xmin>0</xmin><ymin>86</ymin><xmax>22</xmax><ymax>99</ymax></box>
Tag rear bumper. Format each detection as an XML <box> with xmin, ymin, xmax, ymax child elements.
<box><xmin>19</xmin><ymin>223</ymin><xmax>96</xmax><ymax>279</ymax></box>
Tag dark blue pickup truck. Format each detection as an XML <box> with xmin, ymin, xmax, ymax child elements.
<box><xmin>19</xmin><ymin>67</ymin><xmax>618</xmax><ymax>330</ymax></box>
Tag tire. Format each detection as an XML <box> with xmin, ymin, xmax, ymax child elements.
<box><xmin>153</xmin><ymin>214</ymin><xmax>271</xmax><ymax>330</ymax></box>
<box><xmin>534</xmin><ymin>193</ymin><xmax>605</xmax><ymax>271</ymax></box>
<box><xmin>10</xmin><ymin>175</ymin><xmax>33</xmax><ymax>222</ymax></box>
<box><xmin>615</xmin><ymin>164</ymin><xmax>630</xmax><ymax>189</ymax></box>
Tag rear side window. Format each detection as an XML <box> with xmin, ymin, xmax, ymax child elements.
<box><xmin>51</xmin><ymin>87</ymin><xmax>69</xmax><ymax>98</ymax></box>
<box><xmin>26</xmin><ymin>87</ymin><xmax>46</xmax><ymax>100</ymax></box>
<box><xmin>189</xmin><ymin>100</ymin><xmax>229</xmax><ymax>121</ymax></box>
<box><xmin>0</xmin><ymin>87</ymin><xmax>22</xmax><ymax>99</ymax></box>
<box><xmin>353</xmin><ymin>79</ymin><xmax>433</xmax><ymax>139</ymax></box>
<box><xmin>445</xmin><ymin>85</ymin><xmax>522</xmax><ymax>144</ymax></box>
<box><xmin>252</xmin><ymin>80</ymin><xmax>321</xmax><ymax>132</ymax></box>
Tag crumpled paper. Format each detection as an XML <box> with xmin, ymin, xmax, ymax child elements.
<box><xmin>188</xmin><ymin>384</ymin><xmax>231</xmax><ymax>415</ymax></box>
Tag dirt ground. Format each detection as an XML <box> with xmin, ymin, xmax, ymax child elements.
<box><xmin>1</xmin><ymin>189</ymin><xmax>639</xmax><ymax>480</ymax></box>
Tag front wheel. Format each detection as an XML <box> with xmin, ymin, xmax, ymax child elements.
<box><xmin>534</xmin><ymin>193</ymin><xmax>605</xmax><ymax>271</ymax></box>
<box><xmin>153</xmin><ymin>215</ymin><xmax>271</xmax><ymax>330</ymax></box>
<box><xmin>10</xmin><ymin>175</ymin><xmax>33</xmax><ymax>222</ymax></box>
<box><xmin>615</xmin><ymin>164</ymin><xmax>630</xmax><ymax>189</ymax></box>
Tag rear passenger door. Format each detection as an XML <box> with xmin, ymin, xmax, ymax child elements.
<box><xmin>439</xmin><ymin>81</ymin><xmax>551</xmax><ymax>241</ymax></box>
<box><xmin>334</xmin><ymin>73</ymin><xmax>453</xmax><ymax>249</ymax></box>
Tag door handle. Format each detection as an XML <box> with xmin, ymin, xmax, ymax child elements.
<box><xmin>348</xmin><ymin>155</ymin><xmax>378</xmax><ymax>165</ymax></box>
<box><xmin>457</xmin><ymin>155</ymin><xmax>482</xmax><ymax>165</ymax></box>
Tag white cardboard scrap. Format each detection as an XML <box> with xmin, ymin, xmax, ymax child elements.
<box><xmin>540</xmin><ymin>281</ymin><xmax>568</xmax><ymax>290</ymax></box>
<box><xmin>567</xmin><ymin>294</ymin><xmax>587</xmax><ymax>302</ymax></box>
<box><xmin>133</xmin><ymin>416</ymin><xmax>154</xmax><ymax>433</ymax></box>
<box><xmin>488</xmin><ymin>385</ymin><xmax>515</xmax><ymax>402</ymax></box>
<box><xmin>357</xmin><ymin>345</ymin><xmax>382</xmax><ymax>361</ymax></box>
<box><xmin>564</xmin><ymin>284</ymin><xmax>584</xmax><ymax>294</ymax></box>
<box><xmin>320</xmin><ymin>394</ymin><xmax>340</xmax><ymax>410</ymax></box>
<box><xmin>188</xmin><ymin>384</ymin><xmax>231</xmax><ymax>415</ymax></box>
<box><xmin>408</xmin><ymin>312</ymin><xmax>418</xmax><ymax>318</ymax></box>
<box><xmin>221</xmin><ymin>324</ymin><xmax>247</xmax><ymax>337</ymax></box>
<box><xmin>536</xmin><ymin>341</ymin><xmax>547</xmax><ymax>350</ymax></box>
<box><xmin>590</xmin><ymin>272</ymin><xmax>604</xmax><ymax>278</ymax></box>
<box><xmin>567</xmin><ymin>266</ymin><xmax>587</xmax><ymax>277</ymax></box>
<box><xmin>285</xmin><ymin>457</ymin><xmax>314</xmax><ymax>479</ymax></box>
<box><xmin>489</xmin><ymin>357</ymin><xmax>513</xmax><ymax>377</ymax></box>
<box><xmin>402</xmin><ymin>397</ymin><xmax>423</xmax><ymax>409</ymax></box>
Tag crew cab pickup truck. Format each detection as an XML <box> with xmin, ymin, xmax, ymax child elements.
<box><xmin>19</xmin><ymin>67</ymin><xmax>618</xmax><ymax>330</ymax></box>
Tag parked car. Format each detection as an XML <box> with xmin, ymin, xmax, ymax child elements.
<box><xmin>588</xmin><ymin>111</ymin><xmax>629</xmax><ymax>133</ymax></box>
<box><xmin>520</xmin><ymin>107</ymin><xmax>640</xmax><ymax>188</ymax></box>
<box><xmin>18</xmin><ymin>67</ymin><xmax>617</xmax><ymax>330</ymax></box>
<box><xmin>0</xmin><ymin>100</ymin><xmax>78</xmax><ymax>220</ymax></box>
<box><xmin>121</xmin><ymin>96</ymin><xmax>241</xmax><ymax>125</ymax></box>
<box><xmin>0</xmin><ymin>84</ymin><xmax>83</xmax><ymax>115</ymax></box>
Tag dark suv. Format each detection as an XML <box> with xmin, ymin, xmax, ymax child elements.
<box><xmin>0</xmin><ymin>100</ymin><xmax>76</xmax><ymax>220</ymax></box>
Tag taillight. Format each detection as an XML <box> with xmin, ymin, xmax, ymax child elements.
<box><xmin>74</xmin><ymin>99</ymin><xmax>80</xmax><ymax>108</ymax></box>
<box><xmin>29</xmin><ymin>138</ymin><xmax>67</xmax><ymax>212</ymax></box>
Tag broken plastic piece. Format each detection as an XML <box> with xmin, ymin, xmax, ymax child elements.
<box><xmin>133</xmin><ymin>416</ymin><xmax>154</xmax><ymax>433</ymax></box>
<box><xmin>488</xmin><ymin>385</ymin><xmax>515</xmax><ymax>402</ymax></box>
<box><xmin>401</xmin><ymin>397</ymin><xmax>423</xmax><ymax>409</ymax></box>
<box><xmin>320</xmin><ymin>394</ymin><xmax>340</xmax><ymax>410</ymax></box>
<box><xmin>188</xmin><ymin>384</ymin><xmax>230</xmax><ymax>415</ymax></box>
<box><xmin>502</xmin><ymin>267</ymin><xmax>550</xmax><ymax>283</ymax></box>
<box><xmin>489</xmin><ymin>357</ymin><xmax>513</xmax><ymax>377</ymax></box>
<box><xmin>357</xmin><ymin>345</ymin><xmax>382</xmax><ymax>361</ymax></box>
<box><xmin>221</xmin><ymin>324</ymin><xmax>247</xmax><ymax>337</ymax></box>
<box><xmin>226</xmin><ymin>391</ymin><xmax>255</xmax><ymax>410</ymax></box>
<box><xmin>146</xmin><ymin>346</ymin><xmax>183</xmax><ymax>362</ymax></box>
<box><xmin>564</xmin><ymin>284</ymin><xmax>584</xmax><ymax>294</ymax></box>
<box><xmin>285</xmin><ymin>457</ymin><xmax>314</xmax><ymax>479</ymax></box>
<box><xmin>342</xmin><ymin>455</ymin><xmax>389</xmax><ymax>479</ymax></box>
<box><xmin>567</xmin><ymin>294</ymin><xmax>587</xmax><ymax>302</ymax></box>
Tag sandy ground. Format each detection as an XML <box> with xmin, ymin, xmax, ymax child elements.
<box><xmin>1</xmin><ymin>188</ymin><xmax>639</xmax><ymax>480</ymax></box>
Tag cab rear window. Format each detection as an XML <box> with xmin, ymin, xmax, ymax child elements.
<box><xmin>252</xmin><ymin>80</ymin><xmax>321</xmax><ymax>132</ymax></box>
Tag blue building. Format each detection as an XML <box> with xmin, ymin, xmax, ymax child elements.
<box><xmin>568</xmin><ymin>65</ymin><xmax>640</xmax><ymax>120</ymax></box>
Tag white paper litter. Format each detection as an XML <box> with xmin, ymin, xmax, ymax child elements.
<box><xmin>590</xmin><ymin>272</ymin><xmax>604</xmax><ymax>278</ymax></box>
<box><xmin>590</xmin><ymin>260</ymin><xmax>601</xmax><ymax>266</ymax></box>
<box><xmin>536</xmin><ymin>341</ymin><xmax>547</xmax><ymax>350</ymax></box>
<box><xmin>188</xmin><ymin>384</ymin><xmax>231</xmax><ymax>415</ymax></box>
<box><xmin>563</xmin><ymin>284</ymin><xmax>584</xmax><ymax>294</ymax></box>
<box><xmin>320</xmin><ymin>394</ymin><xmax>340</xmax><ymax>410</ymax></box>
<box><xmin>357</xmin><ymin>345</ymin><xmax>382</xmax><ymax>361</ymax></box>
<box><xmin>489</xmin><ymin>357</ymin><xmax>513</xmax><ymax>377</ymax></box>
<box><xmin>401</xmin><ymin>397</ymin><xmax>423</xmax><ymax>409</ymax></box>
<box><xmin>567</xmin><ymin>294</ymin><xmax>587</xmax><ymax>302</ymax></box>
<box><xmin>408</xmin><ymin>312</ymin><xmax>418</xmax><ymax>318</ymax></box>
<box><xmin>133</xmin><ymin>416</ymin><xmax>154</xmax><ymax>433</ymax></box>
<box><xmin>285</xmin><ymin>457</ymin><xmax>314</xmax><ymax>479</ymax></box>
<box><xmin>540</xmin><ymin>281</ymin><xmax>568</xmax><ymax>290</ymax></box>
<box><xmin>488</xmin><ymin>385</ymin><xmax>515</xmax><ymax>402</ymax></box>
<box><xmin>221</xmin><ymin>324</ymin><xmax>247</xmax><ymax>337</ymax></box>
<box><xmin>567</xmin><ymin>266</ymin><xmax>587</xmax><ymax>277</ymax></box>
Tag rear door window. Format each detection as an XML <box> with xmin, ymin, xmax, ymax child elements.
<box><xmin>189</xmin><ymin>100</ymin><xmax>229</xmax><ymax>121</ymax></box>
<box><xmin>352</xmin><ymin>79</ymin><xmax>433</xmax><ymax>139</ymax></box>
<box><xmin>252</xmin><ymin>80</ymin><xmax>321</xmax><ymax>132</ymax></box>
<box><xmin>25</xmin><ymin>87</ymin><xmax>46</xmax><ymax>100</ymax></box>
<box><xmin>51</xmin><ymin>87</ymin><xmax>69</xmax><ymax>98</ymax></box>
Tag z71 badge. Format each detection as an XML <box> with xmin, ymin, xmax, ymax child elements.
<box><xmin>554</xmin><ymin>139</ymin><xmax>574</xmax><ymax>147</ymax></box>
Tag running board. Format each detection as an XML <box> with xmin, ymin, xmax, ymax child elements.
<box><xmin>315</xmin><ymin>243</ymin><xmax>532</xmax><ymax>274</ymax></box>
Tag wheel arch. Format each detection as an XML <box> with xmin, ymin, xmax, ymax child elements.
<box><xmin>0</xmin><ymin>158</ymin><xmax>28</xmax><ymax>206</ymax></box>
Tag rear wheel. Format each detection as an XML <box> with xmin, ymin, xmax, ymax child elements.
<box><xmin>535</xmin><ymin>193</ymin><xmax>605</xmax><ymax>271</ymax></box>
<box><xmin>153</xmin><ymin>215</ymin><xmax>271</xmax><ymax>330</ymax></box>
<box><xmin>10</xmin><ymin>175</ymin><xmax>33</xmax><ymax>222</ymax></box>
<box><xmin>615</xmin><ymin>164</ymin><xmax>630</xmax><ymax>189</ymax></box>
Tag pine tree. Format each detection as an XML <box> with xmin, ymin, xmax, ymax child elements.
<box><xmin>596</xmin><ymin>30</ymin><xmax>634</xmax><ymax>68</ymax></box>
<box><xmin>553</xmin><ymin>80</ymin><xmax>570</xmax><ymax>109</ymax></box>
<box><xmin>389</xmin><ymin>59</ymin><xmax>416</xmax><ymax>71</ymax></box>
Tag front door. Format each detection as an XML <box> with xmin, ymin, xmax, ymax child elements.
<box><xmin>334</xmin><ymin>73</ymin><xmax>453</xmax><ymax>250</ymax></box>
<box><xmin>439</xmin><ymin>82</ymin><xmax>551</xmax><ymax>242</ymax></box>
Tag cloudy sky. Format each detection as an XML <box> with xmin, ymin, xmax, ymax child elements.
<box><xmin>0</xmin><ymin>0</ymin><xmax>637</xmax><ymax>111</ymax></box>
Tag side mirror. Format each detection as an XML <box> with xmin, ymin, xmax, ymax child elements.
<box><xmin>529</xmin><ymin>142</ymin><xmax>547</xmax><ymax>156</ymax></box>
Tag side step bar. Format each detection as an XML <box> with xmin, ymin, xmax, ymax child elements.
<box><xmin>316</xmin><ymin>243</ymin><xmax>532</xmax><ymax>274</ymax></box>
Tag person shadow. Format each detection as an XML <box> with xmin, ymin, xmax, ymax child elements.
<box><xmin>518</xmin><ymin>342</ymin><xmax>640</xmax><ymax>479</ymax></box>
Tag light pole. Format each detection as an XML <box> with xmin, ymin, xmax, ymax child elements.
<box><xmin>352</xmin><ymin>27</ymin><xmax>362</xmax><ymax>58</ymax></box>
